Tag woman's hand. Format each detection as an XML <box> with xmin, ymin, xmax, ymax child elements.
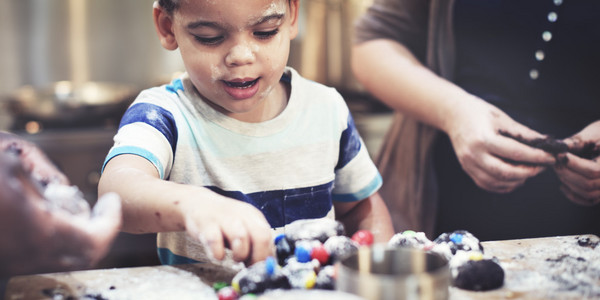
<box><xmin>446</xmin><ymin>97</ymin><xmax>556</xmax><ymax>193</ymax></box>
<box><xmin>554</xmin><ymin>121</ymin><xmax>600</xmax><ymax>206</ymax></box>
<box><xmin>351</xmin><ymin>41</ymin><xmax>556</xmax><ymax>194</ymax></box>
<box><xmin>0</xmin><ymin>152</ymin><xmax>121</xmax><ymax>277</ymax></box>
<box><xmin>0</xmin><ymin>131</ymin><xmax>68</xmax><ymax>184</ymax></box>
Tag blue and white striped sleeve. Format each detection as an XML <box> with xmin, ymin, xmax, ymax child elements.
<box><xmin>332</xmin><ymin>108</ymin><xmax>382</xmax><ymax>203</ymax></box>
<box><xmin>102</xmin><ymin>91</ymin><xmax>179</xmax><ymax>179</ymax></box>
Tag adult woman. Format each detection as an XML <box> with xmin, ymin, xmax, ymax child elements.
<box><xmin>352</xmin><ymin>0</ymin><xmax>600</xmax><ymax>240</ymax></box>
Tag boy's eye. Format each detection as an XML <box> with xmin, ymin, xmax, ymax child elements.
<box><xmin>194</xmin><ymin>35</ymin><xmax>224</xmax><ymax>45</ymax></box>
<box><xmin>254</xmin><ymin>29</ymin><xmax>279</xmax><ymax>39</ymax></box>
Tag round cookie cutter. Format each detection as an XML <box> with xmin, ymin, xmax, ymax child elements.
<box><xmin>336</xmin><ymin>246</ymin><xmax>450</xmax><ymax>300</ymax></box>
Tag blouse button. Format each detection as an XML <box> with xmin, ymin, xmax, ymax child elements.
<box><xmin>553</xmin><ymin>0</ymin><xmax>563</xmax><ymax>6</ymax></box>
<box><xmin>548</xmin><ymin>12</ymin><xmax>558</xmax><ymax>22</ymax></box>
<box><xmin>542</xmin><ymin>31</ymin><xmax>553</xmax><ymax>42</ymax></box>
<box><xmin>535</xmin><ymin>50</ymin><xmax>545</xmax><ymax>61</ymax></box>
<box><xmin>529</xmin><ymin>69</ymin><xmax>540</xmax><ymax>80</ymax></box>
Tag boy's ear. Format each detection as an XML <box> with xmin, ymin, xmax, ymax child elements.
<box><xmin>153</xmin><ymin>5</ymin><xmax>178</xmax><ymax>50</ymax></box>
<box><xmin>288</xmin><ymin>0</ymin><xmax>300</xmax><ymax>39</ymax></box>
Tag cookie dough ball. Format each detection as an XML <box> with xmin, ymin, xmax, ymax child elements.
<box><xmin>433</xmin><ymin>230</ymin><xmax>483</xmax><ymax>259</ymax></box>
<box><xmin>314</xmin><ymin>265</ymin><xmax>336</xmax><ymax>290</ymax></box>
<box><xmin>388</xmin><ymin>230</ymin><xmax>433</xmax><ymax>250</ymax></box>
<box><xmin>275</xmin><ymin>234</ymin><xmax>295</xmax><ymax>266</ymax></box>
<box><xmin>281</xmin><ymin>258</ymin><xmax>319</xmax><ymax>289</ymax></box>
<box><xmin>285</xmin><ymin>219</ymin><xmax>345</xmax><ymax>243</ymax></box>
<box><xmin>323</xmin><ymin>236</ymin><xmax>359</xmax><ymax>264</ymax></box>
<box><xmin>452</xmin><ymin>253</ymin><xmax>504</xmax><ymax>291</ymax></box>
<box><xmin>232</xmin><ymin>257</ymin><xmax>291</xmax><ymax>295</ymax></box>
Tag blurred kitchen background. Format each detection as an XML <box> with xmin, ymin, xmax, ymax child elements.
<box><xmin>0</xmin><ymin>0</ymin><xmax>392</xmax><ymax>269</ymax></box>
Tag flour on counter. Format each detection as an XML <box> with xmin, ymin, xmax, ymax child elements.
<box><xmin>499</xmin><ymin>235</ymin><xmax>600</xmax><ymax>299</ymax></box>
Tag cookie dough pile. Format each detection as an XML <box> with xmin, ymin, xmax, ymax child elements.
<box><xmin>388</xmin><ymin>229</ymin><xmax>504</xmax><ymax>291</ymax></box>
<box><xmin>216</xmin><ymin>221</ymin><xmax>504</xmax><ymax>299</ymax></box>
<box><xmin>216</xmin><ymin>219</ymin><xmax>364</xmax><ymax>299</ymax></box>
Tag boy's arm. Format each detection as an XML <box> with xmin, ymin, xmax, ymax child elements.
<box><xmin>98</xmin><ymin>154</ymin><xmax>274</xmax><ymax>264</ymax></box>
<box><xmin>334</xmin><ymin>191</ymin><xmax>395</xmax><ymax>243</ymax></box>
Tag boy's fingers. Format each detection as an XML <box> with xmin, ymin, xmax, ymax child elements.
<box><xmin>198</xmin><ymin>224</ymin><xmax>225</xmax><ymax>261</ymax></box>
<box><xmin>245</xmin><ymin>221</ymin><xmax>274</xmax><ymax>265</ymax></box>
<box><xmin>222</xmin><ymin>220</ymin><xmax>250</xmax><ymax>262</ymax></box>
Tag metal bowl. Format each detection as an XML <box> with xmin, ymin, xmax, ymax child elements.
<box><xmin>5</xmin><ymin>81</ymin><xmax>137</xmax><ymax>126</ymax></box>
<box><xmin>336</xmin><ymin>246</ymin><xmax>450</xmax><ymax>300</ymax></box>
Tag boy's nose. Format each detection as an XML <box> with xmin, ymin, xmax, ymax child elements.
<box><xmin>225</xmin><ymin>43</ymin><xmax>256</xmax><ymax>66</ymax></box>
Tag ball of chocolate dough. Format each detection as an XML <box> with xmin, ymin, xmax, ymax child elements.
<box><xmin>453</xmin><ymin>259</ymin><xmax>504</xmax><ymax>291</ymax></box>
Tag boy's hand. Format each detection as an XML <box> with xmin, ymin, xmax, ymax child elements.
<box><xmin>554</xmin><ymin>121</ymin><xmax>600</xmax><ymax>206</ymax></box>
<box><xmin>181</xmin><ymin>195</ymin><xmax>274</xmax><ymax>265</ymax></box>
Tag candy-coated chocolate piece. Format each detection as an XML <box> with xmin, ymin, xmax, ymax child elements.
<box><xmin>295</xmin><ymin>245</ymin><xmax>312</xmax><ymax>263</ymax></box>
<box><xmin>265</xmin><ymin>256</ymin><xmax>277</xmax><ymax>275</ymax></box>
<box><xmin>310</xmin><ymin>244</ymin><xmax>330</xmax><ymax>265</ymax></box>
<box><xmin>450</xmin><ymin>232</ymin><xmax>464</xmax><ymax>244</ymax></box>
<box><xmin>274</xmin><ymin>233</ymin><xmax>287</xmax><ymax>244</ymax></box>
<box><xmin>304</xmin><ymin>271</ymin><xmax>317</xmax><ymax>289</ymax></box>
<box><xmin>217</xmin><ymin>286</ymin><xmax>238</xmax><ymax>300</ymax></box>
<box><xmin>351</xmin><ymin>230</ymin><xmax>374</xmax><ymax>246</ymax></box>
<box><xmin>402</xmin><ymin>230</ymin><xmax>416</xmax><ymax>236</ymax></box>
<box><xmin>213</xmin><ymin>281</ymin><xmax>229</xmax><ymax>291</ymax></box>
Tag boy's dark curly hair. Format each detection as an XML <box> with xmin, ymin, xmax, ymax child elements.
<box><xmin>158</xmin><ymin>0</ymin><xmax>291</xmax><ymax>14</ymax></box>
<box><xmin>158</xmin><ymin>0</ymin><xmax>178</xmax><ymax>13</ymax></box>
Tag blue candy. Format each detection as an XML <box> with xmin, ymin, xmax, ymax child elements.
<box><xmin>265</xmin><ymin>256</ymin><xmax>277</xmax><ymax>276</ymax></box>
<box><xmin>295</xmin><ymin>245</ymin><xmax>312</xmax><ymax>263</ymax></box>
<box><xmin>450</xmin><ymin>232</ymin><xmax>464</xmax><ymax>244</ymax></box>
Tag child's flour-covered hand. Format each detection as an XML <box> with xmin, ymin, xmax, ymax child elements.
<box><xmin>181</xmin><ymin>193</ymin><xmax>274</xmax><ymax>265</ymax></box>
<box><xmin>99</xmin><ymin>154</ymin><xmax>274</xmax><ymax>266</ymax></box>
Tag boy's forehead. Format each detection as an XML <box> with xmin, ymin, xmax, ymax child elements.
<box><xmin>178</xmin><ymin>0</ymin><xmax>288</xmax><ymax>23</ymax></box>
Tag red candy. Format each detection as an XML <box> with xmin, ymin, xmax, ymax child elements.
<box><xmin>217</xmin><ymin>286</ymin><xmax>238</xmax><ymax>300</ymax></box>
<box><xmin>310</xmin><ymin>244</ymin><xmax>330</xmax><ymax>265</ymax></box>
<box><xmin>351</xmin><ymin>230</ymin><xmax>374</xmax><ymax>246</ymax></box>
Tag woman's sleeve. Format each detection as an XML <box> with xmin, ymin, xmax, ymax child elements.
<box><xmin>353</xmin><ymin>0</ymin><xmax>430</xmax><ymax>61</ymax></box>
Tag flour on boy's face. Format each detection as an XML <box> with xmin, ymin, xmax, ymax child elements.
<box><xmin>166</xmin><ymin>0</ymin><xmax>298</xmax><ymax>122</ymax></box>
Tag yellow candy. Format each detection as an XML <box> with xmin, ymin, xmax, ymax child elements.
<box><xmin>304</xmin><ymin>271</ymin><xmax>317</xmax><ymax>289</ymax></box>
<box><xmin>469</xmin><ymin>252</ymin><xmax>483</xmax><ymax>261</ymax></box>
<box><xmin>232</xmin><ymin>281</ymin><xmax>240</xmax><ymax>293</ymax></box>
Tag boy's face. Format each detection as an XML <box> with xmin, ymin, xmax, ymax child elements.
<box><xmin>154</xmin><ymin>0</ymin><xmax>299</xmax><ymax>121</ymax></box>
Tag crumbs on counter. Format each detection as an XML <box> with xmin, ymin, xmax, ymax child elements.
<box><xmin>500</xmin><ymin>235</ymin><xmax>600</xmax><ymax>298</ymax></box>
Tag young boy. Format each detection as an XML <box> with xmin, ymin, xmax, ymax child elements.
<box><xmin>99</xmin><ymin>0</ymin><xmax>394</xmax><ymax>266</ymax></box>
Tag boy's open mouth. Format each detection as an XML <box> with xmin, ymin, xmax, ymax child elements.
<box><xmin>224</xmin><ymin>78</ymin><xmax>259</xmax><ymax>89</ymax></box>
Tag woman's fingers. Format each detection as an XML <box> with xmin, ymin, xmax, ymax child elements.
<box><xmin>555</xmin><ymin>153</ymin><xmax>600</xmax><ymax>205</ymax></box>
<box><xmin>460</xmin><ymin>148</ymin><xmax>545</xmax><ymax>193</ymax></box>
<box><xmin>492</xmin><ymin>133</ymin><xmax>557</xmax><ymax>165</ymax></box>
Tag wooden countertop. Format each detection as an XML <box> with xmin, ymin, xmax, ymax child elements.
<box><xmin>4</xmin><ymin>235</ymin><xmax>600</xmax><ymax>300</ymax></box>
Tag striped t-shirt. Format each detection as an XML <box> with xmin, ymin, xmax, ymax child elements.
<box><xmin>103</xmin><ymin>67</ymin><xmax>382</xmax><ymax>264</ymax></box>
